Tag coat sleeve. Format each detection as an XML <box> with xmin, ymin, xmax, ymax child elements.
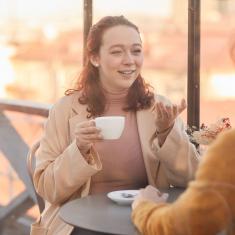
<box><xmin>33</xmin><ymin>96</ymin><xmax>102</xmax><ymax>205</ymax></box>
<box><xmin>132</xmin><ymin>201</ymin><xmax>174</xmax><ymax>235</ymax></box>
<box><xmin>151</xmin><ymin>117</ymin><xmax>200</xmax><ymax>187</ymax></box>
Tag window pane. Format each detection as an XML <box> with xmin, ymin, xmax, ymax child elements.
<box><xmin>0</xmin><ymin>0</ymin><xmax>84</xmax><ymax>103</ymax></box>
<box><xmin>201</xmin><ymin>0</ymin><xmax>235</xmax><ymax>125</ymax></box>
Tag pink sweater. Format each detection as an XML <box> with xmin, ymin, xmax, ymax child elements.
<box><xmin>90</xmin><ymin>89</ymin><xmax>148</xmax><ymax>194</ymax></box>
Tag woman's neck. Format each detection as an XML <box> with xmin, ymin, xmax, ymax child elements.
<box><xmin>102</xmin><ymin>86</ymin><xmax>128</xmax><ymax>104</ymax></box>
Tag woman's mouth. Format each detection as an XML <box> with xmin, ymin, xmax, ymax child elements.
<box><xmin>118</xmin><ymin>70</ymin><xmax>136</xmax><ymax>78</ymax></box>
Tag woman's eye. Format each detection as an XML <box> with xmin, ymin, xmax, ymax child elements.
<box><xmin>132</xmin><ymin>49</ymin><xmax>142</xmax><ymax>54</ymax></box>
<box><xmin>111</xmin><ymin>51</ymin><xmax>122</xmax><ymax>54</ymax></box>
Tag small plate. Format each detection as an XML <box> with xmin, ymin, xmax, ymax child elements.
<box><xmin>107</xmin><ymin>190</ymin><xmax>139</xmax><ymax>205</ymax></box>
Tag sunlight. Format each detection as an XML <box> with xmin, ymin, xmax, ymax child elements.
<box><xmin>43</xmin><ymin>24</ymin><xmax>58</xmax><ymax>40</ymax></box>
<box><xmin>0</xmin><ymin>45</ymin><xmax>16</xmax><ymax>97</ymax></box>
<box><xmin>0</xmin><ymin>0</ymin><xmax>172</xmax><ymax>24</ymax></box>
<box><xmin>211</xmin><ymin>74</ymin><xmax>235</xmax><ymax>99</ymax></box>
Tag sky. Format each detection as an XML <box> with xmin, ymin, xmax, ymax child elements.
<box><xmin>0</xmin><ymin>0</ymin><xmax>172</xmax><ymax>23</ymax></box>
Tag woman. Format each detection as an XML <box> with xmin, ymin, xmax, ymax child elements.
<box><xmin>31</xmin><ymin>16</ymin><xmax>199</xmax><ymax>235</ymax></box>
<box><xmin>132</xmin><ymin>129</ymin><xmax>235</xmax><ymax>235</ymax></box>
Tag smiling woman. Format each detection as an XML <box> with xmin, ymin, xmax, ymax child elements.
<box><xmin>31</xmin><ymin>15</ymin><xmax>199</xmax><ymax>235</ymax></box>
<box><xmin>91</xmin><ymin>25</ymin><xmax>143</xmax><ymax>93</ymax></box>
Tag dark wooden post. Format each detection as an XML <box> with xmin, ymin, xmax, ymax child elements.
<box><xmin>187</xmin><ymin>0</ymin><xmax>200</xmax><ymax>129</ymax></box>
<box><xmin>83</xmin><ymin>0</ymin><xmax>93</xmax><ymax>65</ymax></box>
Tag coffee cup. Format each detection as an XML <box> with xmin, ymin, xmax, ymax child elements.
<box><xmin>94</xmin><ymin>116</ymin><xmax>125</xmax><ymax>140</ymax></box>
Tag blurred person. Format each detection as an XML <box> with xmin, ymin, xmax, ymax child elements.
<box><xmin>31</xmin><ymin>15</ymin><xmax>200</xmax><ymax>235</ymax></box>
<box><xmin>132</xmin><ymin>129</ymin><xmax>235</xmax><ymax>235</ymax></box>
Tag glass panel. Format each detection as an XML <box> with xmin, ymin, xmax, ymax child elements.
<box><xmin>0</xmin><ymin>0</ymin><xmax>84</xmax><ymax>103</ymax></box>
<box><xmin>201</xmin><ymin>0</ymin><xmax>235</xmax><ymax>126</ymax></box>
<box><xmin>3</xmin><ymin>1</ymin><xmax>234</xmax><ymax>126</ymax></box>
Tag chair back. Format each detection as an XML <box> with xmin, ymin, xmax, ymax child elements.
<box><xmin>27</xmin><ymin>141</ymin><xmax>45</xmax><ymax>213</ymax></box>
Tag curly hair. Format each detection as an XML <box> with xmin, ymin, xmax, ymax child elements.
<box><xmin>65</xmin><ymin>16</ymin><xmax>154</xmax><ymax>118</ymax></box>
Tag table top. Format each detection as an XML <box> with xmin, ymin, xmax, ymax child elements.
<box><xmin>59</xmin><ymin>187</ymin><xmax>184</xmax><ymax>235</ymax></box>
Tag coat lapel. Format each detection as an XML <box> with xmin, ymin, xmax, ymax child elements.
<box><xmin>136</xmin><ymin>108</ymin><xmax>156</xmax><ymax>158</ymax></box>
<box><xmin>137</xmin><ymin>108</ymin><xmax>158</xmax><ymax>185</ymax></box>
<box><xmin>68</xmin><ymin>97</ymin><xmax>90</xmax><ymax>141</ymax></box>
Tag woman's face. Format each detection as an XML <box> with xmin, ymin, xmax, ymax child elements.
<box><xmin>94</xmin><ymin>25</ymin><xmax>143</xmax><ymax>93</ymax></box>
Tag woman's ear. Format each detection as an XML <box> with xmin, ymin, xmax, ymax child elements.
<box><xmin>90</xmin><ymin>56</ymin><xmax>99</xmax><ymax>67</ymax></box>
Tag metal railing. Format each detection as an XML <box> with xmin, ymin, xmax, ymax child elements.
<box><xmin>0</xmin><ymin>99</ymin><xmax>50</xmax><ymax>117</ymax></box>
<box><xmin>0</xmin><ymin>99</ymin><xmax>50</xmax><ymax>234</ymax></box>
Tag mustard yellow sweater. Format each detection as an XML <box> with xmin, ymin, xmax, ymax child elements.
<box><xmin>132</xmin><ymin>129</ymin><xmax>235</xmax><ymax>235</ymax></box>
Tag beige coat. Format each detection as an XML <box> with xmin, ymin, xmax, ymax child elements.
<box><xmin>31</xmin><ymin>91</ymin><xmax>199</xmax><ymax>235</ymax></box>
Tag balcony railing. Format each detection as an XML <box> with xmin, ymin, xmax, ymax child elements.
<box><xmin>0</xmin><ymin>99</ymin><xmax>50</xmax><ymax>234</ymax></box>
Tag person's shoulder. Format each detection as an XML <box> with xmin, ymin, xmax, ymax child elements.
<box><xmin>52</xmin><ymin>90</ymin><xmax>81</xmax><ymax>112</ymax></box>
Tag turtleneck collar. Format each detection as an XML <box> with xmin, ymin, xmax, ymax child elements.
<box><xmin>102</xmin><ymin>87</ymin><xmax>128</xmax><ymax>104</ymax></box>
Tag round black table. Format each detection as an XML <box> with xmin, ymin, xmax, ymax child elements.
<box><xmin>59</xmin><ymin>187</ymin><xmax>184</xmax><ymax>235</ymax></box>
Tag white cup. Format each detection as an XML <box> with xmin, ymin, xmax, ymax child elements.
<box><xmin>94</xmin><ymin>116</ymin><xmax>125</xmax><ymax>140</ymax></box>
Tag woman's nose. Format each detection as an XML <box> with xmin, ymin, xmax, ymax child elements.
<box><xmin>122</xmin><ymin>52</ymin><xmax>134</xmax><ymax>64</ymax></box>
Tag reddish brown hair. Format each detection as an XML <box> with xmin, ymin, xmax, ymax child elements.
<box><xmin>66</xmin><ymin>16</ymin><xmax>154</xmax><ymax>118</ymax></box>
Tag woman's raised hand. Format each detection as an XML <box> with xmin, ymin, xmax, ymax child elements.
<box><xmin>152</xmin><ymin>98</ymin><xmax>187</xmax><ymax>133</ymax></box>
<box><xmin>75</xmin><ymin>120</ymin><xmax>103</xmax><ymax>156</ymax></box>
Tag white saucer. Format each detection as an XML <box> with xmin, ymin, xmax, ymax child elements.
<box><xmin>107</xmin><ymin>190</ymin><xmax>139</xmax><ymax>205</ymax></box>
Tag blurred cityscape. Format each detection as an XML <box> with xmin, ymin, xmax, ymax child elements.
<box><xmin>0</xmin><ymin>0</ymin><xmax>235</xmax><ymax>225</ymax></box>
<box><xmin>0</xmin><ymin>0</ymin><xmax>235</xmax><ymax>117</ymax></box>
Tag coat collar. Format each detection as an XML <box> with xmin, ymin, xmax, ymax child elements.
<box><xmin>136</xmin><ymin>108</ymin><xmax>156</xmax><ymax>159</ymax></box>
<box><xmin>68</xmin><ymin>92</ymin><xmax>90</xmax><ymax>140</ymax></box>
<box><xmin>70</xmin><ymin>91</ymin><xmax>88</xmax><ymax>117</ymax></box>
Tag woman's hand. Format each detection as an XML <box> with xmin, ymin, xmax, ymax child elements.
<box><xmin>75</xmin><ymin>120</ymin><xmax>103</xmax><ymax>156</ymax></box>
<box><xmin>152</xmin><ymin>98</ymin><xmax>187</xmax><ymax>133</ymax></box>
<box><xmin>132</xmin><ymin>185</ymin><xmax>168</xmax><ymax>210</ymax></box>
